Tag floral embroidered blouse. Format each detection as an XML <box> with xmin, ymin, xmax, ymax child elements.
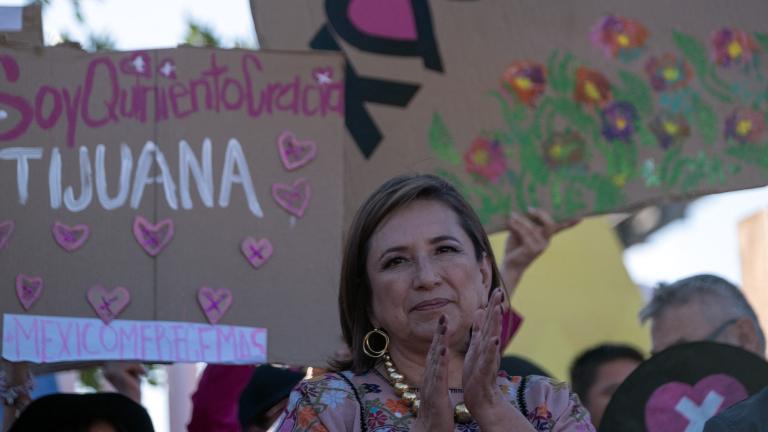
<box><xmin>275</xmin><ymin>370</ymin><xmax>594</xmax><ymax>431</ymax></box>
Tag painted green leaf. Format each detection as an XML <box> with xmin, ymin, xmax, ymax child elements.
<box><xmin>617</xmin><ymin>70</ymin><xmax>653</xmax><ymax>116</ymax></box>
<box><xmin>673</xmin><ymin>31</ymin><xmax>709</xmax><ymax>76</ymax></box>
<box><xmin>547</xmin><ymin>51</ymin><xmax>564</xmax><ymax>93</ymax></box>
<box><xmin>429</xmin><ymin>113</ymin><xmax>461</xmax><ymax>165</ymax></box>
<box><xmin>755</xmin><ymin>32</ymin><xmax>768</xmax><ymax>53</ymax></box>
<box><xmin>692</xmin><ymin>99</ymin><xmax>717</xmax><ymax>145</ymax></box>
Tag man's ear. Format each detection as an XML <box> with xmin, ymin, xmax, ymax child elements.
<box><xmin>733</xmin><ymin>317</ymin><xmax>763</xmax><ymax>355</ymax></box>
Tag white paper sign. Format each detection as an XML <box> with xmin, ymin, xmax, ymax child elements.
<box><xmin>2</xmin><ymin>314</ymin><xmax>267</xmax><ymax>364</ymax></box>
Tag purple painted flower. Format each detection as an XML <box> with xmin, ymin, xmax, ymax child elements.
<box><xmin>590</xmin><ymin>15</ymin><xmax>649</xmax><ymax>60</ymax></box>
<box><xmin>725</xmin><ymin>108</ymin><xmax>766</xmax><ymax>144</ymax></box>
<box><xmin>711</xmin><ymin>28</ymin><xmax>759</xmax><ymax>67</ymax></box>
<box><xmin>649</xmin><ymin>112</ymin><xmax>691</xmax><ymax>149</ymax></box>
<box><xmin>502</xmin><ymin>61</ymin><xmax>547</xmax><ymax>106</ymax></box>
<box><xmin>601</xmin><ymin>102</ymin><xmax>638</xmax><ymax>141</ymax></box>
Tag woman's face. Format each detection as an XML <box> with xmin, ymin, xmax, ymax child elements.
<box><xmin>366</xmin><ymin>200</ymin><xmax>492</xmax><ymax>350</ymax></box>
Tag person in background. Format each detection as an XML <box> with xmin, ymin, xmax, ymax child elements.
<box><xmin>704</xmin><ymin>385</ymin><xmax>768</xmax><ymax>432</ymax></box>
<box><xmin>569</xmin><ymin>344</ymin><xmax>644</xmax><ymax>428</ymax></box>
<box><xmin>498</xmin><ymin>210</ymin><xmax>579</xmax><ymax>350</ymax></box>
<box><xmin>639</xmin><ymin>274</ymin><xmax>765</xmax><ymax>357</ymax></box>
<box><xmin>8</xmin><ymin>392</ymin><xmax>154</xmax><ymax>432</ymax></box>
<box><xmin>499</xmin><ymin>355</ymin><xmax>552</xmax><ymax>378</ymax></box>
<box><xmin>188</xmin><ymin>365</ymin><xmax>256</xmax><ymax>432</ymax></box>
<box><xmin>238</xmin><ymin>365</ymin><xmax>305</xmax><ymax>432</ymax></box>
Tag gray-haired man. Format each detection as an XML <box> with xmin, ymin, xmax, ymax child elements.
<box><xmin>639</xmin><ymin>274</ymin><xmax>765</xmax><ymax>358</ymax></box>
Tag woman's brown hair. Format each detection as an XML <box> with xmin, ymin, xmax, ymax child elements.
<box><xmin>335</xmin><ymin>174</ymin><xmax>503</xmax><ymax>373</ymax></box>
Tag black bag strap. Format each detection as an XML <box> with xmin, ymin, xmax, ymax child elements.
<box><xmin>336</xmin><ymin>372</ymin><xmax>368</xmax><ymax>432</ymax></box>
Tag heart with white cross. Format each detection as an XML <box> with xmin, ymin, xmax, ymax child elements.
<box><xmin>644</xmin><ymin>374</ymin><xmax>748</xmax><ymax>431</ymax></box>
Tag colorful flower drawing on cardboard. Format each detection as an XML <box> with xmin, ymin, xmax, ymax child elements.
<box><xmin>430</xmin><ymin>19</ymin><xmax>768</xmax><ymax>223</ymax></box>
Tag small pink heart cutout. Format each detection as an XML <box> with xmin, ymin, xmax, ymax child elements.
<box><xmin>87</xmin><ymin>285</ymin><xmax>131</xmax><ymax>324</ymax></box>
<box><xmin>16</xmin><ymin>274</ymin><xmax>43</xmax><ymax>311</ymax></box>
<box><xmin>197</xmin><ymin>287</ymin><xmax>233</xmax><ymax>324</ymax></box>
<box><xmin>240</xmin><ymin>237</ymin><xmax>274</xmax><ymax>270</ymax></box>
<box><xmin>278</xmin><ymin>131</ymin><xmax>317</xmax><ymax>171</ymax></box>
<box><xmin>52</xmin><ymin>221</ymin><xmax>90</xmax><ymax>252</ymax></box>
<box><xmin>133</xmin><ymin>216</ymin><xmax>174</xmax><ymax>257</ymax></box>
<box><xmin>272</xmin><ymin>178</ymin><xmax>311</xmax><ymax>218</ymax></box>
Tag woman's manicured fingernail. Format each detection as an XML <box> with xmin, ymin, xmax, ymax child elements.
<box><xmin>439</xmin><ymin>314</ymin><xmax>446</xmax><ymax>325</ymax></box>
<box><xmin>440</xmin><ymin>324</ymin><xmax>447</xmax><ymax>335</ymax></box>
<box><xmin>495</xmin><ymin>338</ymin><xmax>500</xmax><ymax>346</ymax></box>
<box><xmin>440</xmin><ymin>347</ymin><xmax>447</xmax><ymax>356</ymax></box>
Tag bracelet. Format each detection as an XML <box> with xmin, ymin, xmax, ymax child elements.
<box><xmin>0</xmin><ymin>369</ymin><xmax>34</xmax><ymax>408</ymax></box>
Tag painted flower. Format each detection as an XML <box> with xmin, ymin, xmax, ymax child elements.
<box><xmin>601</xmin><ymin>101</ymin><xmax>638</xmax><ymax>141</ymax></box>
<box><xmin>725</xmin><ymin>108</ymin><xmax>766</xmax><ymax>144</ymax></box>
<box><xmin>502</xmin><ymin>61</ymin><xmax>547</xmax><ymax>106</ymax></box>
<box><xmin>574</xmin><ymin>67</ymin><xmax>612</xmax><ymax>107</ymax></box>
<box><xmin>711</xmin><ymin>28</ymin><xmax>759</xmax><ymax>67</ymax></box>
<box><xmin>463</xmin><ymin>138</ymin><xmax>507</xmax><ymax>183</ymax></box>
<box><xmin>590</xmin><ymin>15</ymin><xmax>649</xmax><ymax>60</ymax></box>
<box><xmin>366</xmin><ymin>407</ymin><xmax>388</xmax><ymax>428</ymax></box>
<box><xmin>649</xmin><ymin>111</ymin><xmax>691</xmax><ymax>149</ymax></box>
<box><xmin>384</xmin><ymin>399</ymin><xmax>410</xmax><ymax>417</ymax></box>
<box><xmin>542</xmin><ymin>130</ymin><xmax>587</xmax><ymax>169</ymax></box>
<box><xmin>644</xmin><ymin>54</ymin><xmax>693</xmax><ymax>92</ymax></box>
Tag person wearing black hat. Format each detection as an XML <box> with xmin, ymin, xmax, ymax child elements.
<box><xmin>8</xmin><ymin>392</ymin><xmax>154</xmax><ymax>432</ymax></box>
<box><xmin>238</xmin><ymin>365</ymin><xmax>305</xmax><ymax>432</ymax></box>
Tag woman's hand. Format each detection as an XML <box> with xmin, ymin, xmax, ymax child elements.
<box><xmin>463</xmin><ymin>289</ymin><xmax>536</xmax><ymax>431</ymax></box>
<box><xmin>502</xmin><ymin>209</ymin><xmax>580</xmax><ymax>297</ymax></box>
<box><xmin>462</xmin><ymin>288</ymin><xmax>505</xmax><ymax>413</ymax></box>
<box><xmin>411</xmin><ymin>315</ymin><xmax>454</xmax><ymax>432</ymax></box>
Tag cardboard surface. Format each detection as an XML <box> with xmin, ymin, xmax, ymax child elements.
<box><xmin>0</xmin><ymin>46</ymin><xmax>346</xmax><ymax>366</ymax></box>
<box><xmin>254</xmin><ymin>0</ymin><xmax>768</xmax><ymax>231</ymax></box>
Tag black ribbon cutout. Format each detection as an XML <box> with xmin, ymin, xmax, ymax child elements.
<box><xmin>310</xmin><ymin>25</ymin><xmax>420</xmax><ymax>158</ymax></box>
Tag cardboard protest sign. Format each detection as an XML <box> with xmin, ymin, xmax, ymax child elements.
<box><xmin>0</xmin><ymin>46</ymin><xmax>346</xmax><ymax>366</ymax></box>
<box><xmin>600</xmin><ymin>342</ymin><xmax>768</xmax><ymax>431</ymax></box>
<box><xmin>254</xmin><ymin>0</ymin><xmax>768</xmax><ymax>231</ymax></box>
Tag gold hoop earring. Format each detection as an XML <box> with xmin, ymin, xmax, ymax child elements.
<box><xmin>362</xmin><ymin>328</ymin><xmax>389</xmax><ymax>358</ymax></box>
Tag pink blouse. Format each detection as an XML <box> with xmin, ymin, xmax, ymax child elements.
<box><xmin>275</xmin><ymin>370</ymin><xmax>594</xmax><ymax>431</ymax></box>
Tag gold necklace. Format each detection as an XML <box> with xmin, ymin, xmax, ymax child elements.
<box><xmin>381</xmin><ymin>353</ymin><xmax>472</xmax><ymax>424</ymax></box>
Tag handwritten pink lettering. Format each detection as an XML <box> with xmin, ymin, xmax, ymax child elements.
<box><xmin>0</xmin><ymin>53</ymin><xmax>344</xmax><ymax>146</ymax></box>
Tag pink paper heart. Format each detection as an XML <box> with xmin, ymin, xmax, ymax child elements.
<box><xmin>197</xmin><ymin>287</ymin><xmax>233</xmax><ymax>324</ymax></box>
<box><xmin>15</xmin><ymin>274</ymin><xmax>43</xmax><ymax>311</ymax></box>
<box><xmin>133</xmin><ymin>216</ymin><xmax>174</xmax><ymax>257</ymax></box>
<box><xmin>0</xmin><ymin>220</ymin><xmax>14</xmax><ymax>250</ymax></box>
<box><xmin>348</xmin><ymin>0</ymin><xmax>418</xmax><ymax>40</ymax></box>
<box><xmin>240</xmin><ymin>237</ymin><xmax>274</xmax><ymax>270</ymax></box>
<box><xmin>272</xmin><ymin>178</ymin><xmax>311</xmax><ymax>218</ymax></box>
<box><xmin>87</xmin><ymin>285</ymin><xmax>131</xmax><ymax>325</ymax></box>
<box><xmin>52</xmin><ymin>221</ymin><xmax>90</xmax><ymax>252</ymax></box>
<box><xmin>277</xmin><ymin>131</ymin><xmax>317</xmax><ymax>171</ymax></box>
<box><xmin>645</xmin><ymin>374</ymin><xmax>748</xmax><ymax>431</ymax></box>
<box><xmin>119</xmin><ymin>51</ymin><xmax>152</xmax><ymax>78</ymax></box>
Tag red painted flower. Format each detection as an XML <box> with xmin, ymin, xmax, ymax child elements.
<box><xmin>591</xmin><ymin>15</ymin><xmax>649</xmax><ymax>60</ymax></box>
<box><xmin>464</xmin><ymin>138</ymin><xmax>507</xmax><ymax>183</ymax></box>
<box><xmin>711</xmin><ymin>28</ymin><xmax>759</xmax><ymax>67</ymax></box>
<box><xmin>574</xmin><ymin>67</ymin><xmax>612</xmax><ymax>107</ymax></box>
<box><xmin>502</xmin><ymin>61</ymin><xmax>547</xmax><ymax>106</ymax></box>
<box><xmin>542</xmin><ymin>130</ymin><xmax>587</xmax><ymax>169</ymax></box>
<box><xmin>645</xmin><ymin>54</ymin><xmax>693</xmax><ymax>92</ymax></box>
<box><xmin>725</xmin><ymin>108</ymin><xmax>766</xmax><ymax>144</ymax></box>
